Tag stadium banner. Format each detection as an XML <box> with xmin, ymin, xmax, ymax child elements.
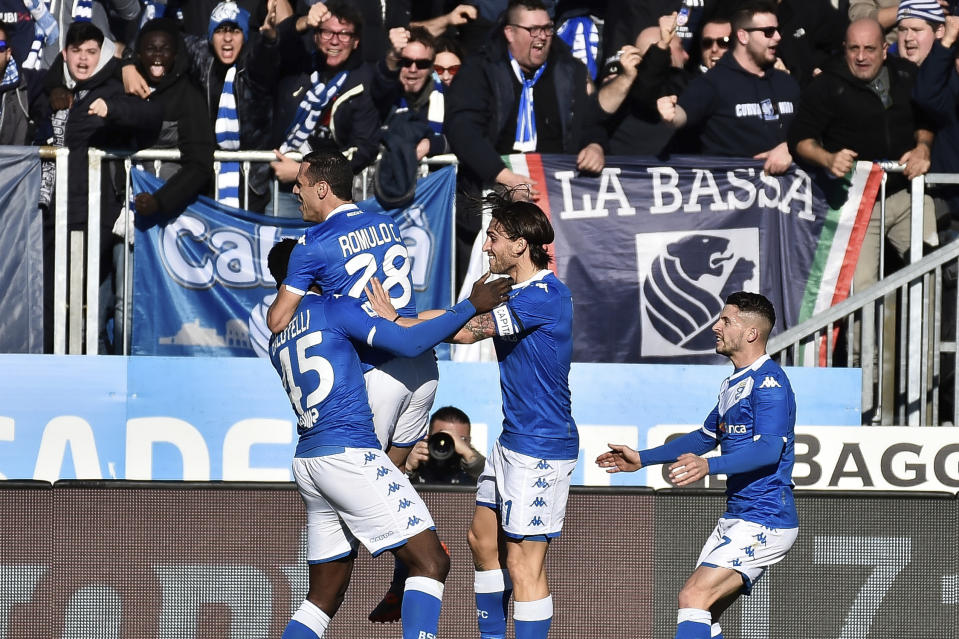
<box><xmin>0</xmin><ymin>356</ymin><xmax>861</xmax><ymax>486</ymax></box>
<box><xmin>130</xmin><ymin>166</ymin><xmax>455</xmax><ymax>357</ymax></box>
<box><xmin>644</xmin><ymin>425</ymin><xmax>959</xmax><ymax>492</ymax></box>
<box><xmin>494</xmin><ymin>154</ymin><xmax>880</xmax><ymax>364</ymax></box>
<box><xmin>0</xmin><ymin>146</ymin><xmax>43</xmax><ymax>353</ymax></box>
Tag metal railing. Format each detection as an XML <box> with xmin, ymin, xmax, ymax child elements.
<box><xmin>769</xmin><ymin>168</ymin><xmax>959</xmax><ymax>426</ymax></box>
<box><xmin>59</xmin><ymin>149</ymin><xmax>459</xmax><ymax>356</ymax></box>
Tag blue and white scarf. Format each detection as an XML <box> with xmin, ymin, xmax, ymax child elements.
<box><xmin>72</xmin><ymin>0</ymin><xmax>94</xmax><ymax>21</ymax></box>
<box><xmin>509</xmin><ymin>53</ymin><xmax>546</xmax><ymax>153</ymax></box>
<box><xmin>214</xmin><ymin>65</ymin><xmax>241</xmax><ymax>208</ymax></box>
<box><xmin>279</xmin><ymin>69</ymin><xmax>348</xmax><ymax>154</ymax></box>
<box><xmin>1</xmin><ymin>56</ymin><xmax>20</xmax><ymax>90</ymax></box>
<box><xmin>396</xmin><ymin>78</ymin><xmax>445</xmax><ymax>134</ymax></box>
<box><xmin>21</xmin><ymin>0</ymin><xmax>58</xmax><ymax>71</ymax></box>
<box><xmin>557</xmin><ymin>15</ymin><xmax>599</xmax><ymax>80</ymax></box>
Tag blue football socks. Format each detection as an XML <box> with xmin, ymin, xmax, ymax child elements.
<box><xmin>514</xmin><ymin>595</ymin><xmax>553</xmax><ymax>639</ymax></box>
<box><xmin>402</xmin><ymin>575</ymin><xmax>444</xmax><ymax>639</ymax></box>
<box><xmin>475</xmin><ymin>569</ymin><xmax>513</xmax><ymax>639</ymax></box>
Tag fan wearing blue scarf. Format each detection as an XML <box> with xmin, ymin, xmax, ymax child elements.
<box><xmin>269</xmin><ymin>0</ymin><xmax>381</xmax><ymax>218</ymax></box>
<box><xmin>0</xmin><ymin>20</ymin><xmax>45</xmax><ymax>145</ymax></box>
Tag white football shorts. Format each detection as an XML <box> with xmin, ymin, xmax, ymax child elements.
<box><xmin>475</xmin><ymin>439</ymin><xmax>576</xmax><ymax>540</ymax></box>
<box><xmin>696</xmin><ymin>517</ymin><xmax>799</xmax><ymax>593</ymax></box>
<box><xmin>364</xmin><ymin>349</ymin><xmax>439</xmax><ymax>449</ymax></box>
<box><xmin>292</xmin><ymin>447</ymin><xmax>434</xmax><ymax>563</ymax></box>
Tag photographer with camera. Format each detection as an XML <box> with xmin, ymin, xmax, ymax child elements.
<box><xmin>406</xmin><ymin>406</ymin><xmax>486</xmax><ymax>485</ymax></box>
<box><xmin>369</xmin><ymin>406</ymin><xmax>485</xmax><ymax>623</ymax></box>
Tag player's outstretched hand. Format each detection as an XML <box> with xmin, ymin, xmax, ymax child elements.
<box><xmin>468</xmin><ymin>272</ymin><xmax>512</xmax><ymax>313</ymax></box>
<box><xmin>668</xmin><ymin>452</ymin><xmax>708</xmax><ymax>487</ymax></box>
<box><xmin>596</xmin><ymin>443</ymin><xmax>642</xmax><ymax>473</ymax></box>
<box><xmin>365</xmin><ymin>276</ymin><xmax>399</xmax><ymax>320</ymax></box>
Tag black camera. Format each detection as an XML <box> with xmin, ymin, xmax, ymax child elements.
<box><xmin>427</xmin><ymin>431</ymin><xmax>456</xmax><ymax>462</ymax></box>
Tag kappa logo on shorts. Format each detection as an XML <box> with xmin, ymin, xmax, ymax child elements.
<box><xmin>397</xmin><ymin>498</ymin><xmax>413</xmax><ymax>510</ymax></box>
<box><xmin>529</xmin><ymin>516</ymin><xmax>544</xmax><ymax>527</ymax></box>
<box><xmin>742</xmin><ymin>544</ymin><xmax>756</xmax><ymax>558</ymax></box>
<box><xmin>387</xmin><ymin>482</ymin><xmax>401</xmax><ymax>494</ymax></box>
<box><xmin>364</xmin><ymin>452</ymin><xmax>377</xmax><ymax>463</ymax></box>
<box><xmin>731</xmin><ymin>558</ymin><xmax>742</xmax><ymax>566</ymax></box>
<box><xmin>533</xmin><ymin>477</ymin><xmax>550</xmax><ymax>488</ymax></box>
<box><xmin>535</xmin><ymin>460</ymin><xmax>552</xmax><ymax>470</ymax></box>
<box><xmin>759</xmin><ymin>376</ymin><xmax>781</xmax><ymax>389</ymax></box>
<box><xmin>406</xmin><ymin>516</ymin><xmax>422</xmax><ymax>528</ymax></box>
<box><xmin>636</xmin><ymin>229</ymin><xmax>759</xmax><ymax>356</ymax></box>
<box><xmin>754</xmin><ymin>532</ymin><xmax>767</xmax><ymax>546</ymax></box>
<box><xmin>375</xmin><ymin>466</ymin><xmax>391</xmax><ymax>479</ymax></box>
<box><xmin>530</xmin><ymin>497</ymin><xmax>547</xmax><ymax>508</ymax></box>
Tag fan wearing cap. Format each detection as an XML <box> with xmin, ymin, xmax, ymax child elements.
<box><xmin>121</xmin><ymin>1</ymin><xmax>281</xmax><ymax>212</ymax></box>
<box><xmin>849</xmin><ymin>0</ymin><xmax>952</xmax><ymax>45</ymax></box>
<box><xmin>896</xmin><ymin>0</ymin><xmax>946</xmax><ymax>65</ymax></box>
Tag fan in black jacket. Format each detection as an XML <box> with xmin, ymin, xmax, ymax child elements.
<box><xmin>110</xmin><ymin>18</ymin><xmax>215</xmax><ymax>221</ymax></box>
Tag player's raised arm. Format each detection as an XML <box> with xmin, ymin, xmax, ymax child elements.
<box><xmin>366</xmin><ymin>273</ymin><xmax>510</xmax><ymax>343</ymax></box>
<box><xmin>344</xmin><ymin>275</ymin><xmax>512</xmax><ymax>357</ymax></box>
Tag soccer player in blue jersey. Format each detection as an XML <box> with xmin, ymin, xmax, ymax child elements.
<box><xmin>596</xmin><ymin>292</ymin><xmax>798</xmax><ymax>639</ymax></box>
<box><xmin>368</xmin><ymin>190</ymin><xmax>576</xmax><ymax>639</ymax></box>
<box><xmin>265</xmin><ymin>148</ymin><xmax>440</xmax><ymax>622</ymax></box>
<box><xmin>266</xmin><ymin>239</ymin><xmax>510</xmax><ymax>639</ymax></box>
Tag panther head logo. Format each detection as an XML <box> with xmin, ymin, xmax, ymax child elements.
<box><xmin>642</xmin><ymin>233</ymin><xmax>756</xmax><ymax>351</ymax></box>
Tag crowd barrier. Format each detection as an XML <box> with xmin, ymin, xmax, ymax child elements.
<box><xmin>2</xmin><ymin>481</ymin><xmax>956</xmax><ymax>638</ymax></box>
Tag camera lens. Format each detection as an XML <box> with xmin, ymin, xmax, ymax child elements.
<box><xmin>427</xmin><ymin>432</ymin><xmax>455</xmax><ymax>462</ymax></box>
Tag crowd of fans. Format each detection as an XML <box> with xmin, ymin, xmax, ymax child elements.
<box><xmin>5</xmin><ymin>0</ymin><xmax>959</xmax><ymax>352</ymax></box>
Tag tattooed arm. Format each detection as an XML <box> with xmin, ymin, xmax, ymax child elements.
<box><xmin>365</xmin><ymin>277</ymin><xmax>501</xmax><ymax>344</ymax></box>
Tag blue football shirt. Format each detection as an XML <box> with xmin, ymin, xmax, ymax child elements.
<box><xmin>282</xmin><ymin>204</ymin><xmax>417</xmax><ymax>367</ymax></box>
<box><xmin>490</xmin><ymin>270</ymin><xmax>578</xmax><ymax>460</ymax></box>
<box><xmin>702</xmin><ymin>354</ymin><xmax>798</xmax><ymax>528</ymax></box>
<box><xmin>269</xmin><ymin>293</ymin><xmax>477</xmax><ymax>457</ymax></box>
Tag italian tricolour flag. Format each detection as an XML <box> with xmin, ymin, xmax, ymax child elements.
<box><xmin>796</xmin><ymin>161</ymin><xmax>883</xmax><ymax>365</ymax></box>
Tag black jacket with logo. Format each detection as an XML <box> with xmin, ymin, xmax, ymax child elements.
<box><xmin>678</xmin><ymin>52</ymin><xmax>800</xmax><ymax>158</ymax></box>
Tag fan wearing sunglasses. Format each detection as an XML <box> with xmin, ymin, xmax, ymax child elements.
<box><xmin>657</xmin><ymin>0</ymin><xmax>800</xmax><ymax>176</ymax></box>
<box><xmin>698</xmin><ymin>19</ymin><xmax>732</xmax><ymax>73</ymax></box>
<box><xmin>373</xmin><ymin>26</ymin><xmax>447</xmax><ymax>160</ymax></box>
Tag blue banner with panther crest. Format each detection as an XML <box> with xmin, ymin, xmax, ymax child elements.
<box><xmin>520</xmin><ymin>154</ymin><xmax>863</xmax><ymax>363</ymax></box>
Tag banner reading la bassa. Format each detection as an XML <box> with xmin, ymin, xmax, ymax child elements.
<box><xmin>537</xmin><ymin>154</ymin><xmax>831</xmax><ymax>363</ymax></box>
<box><xmin>130</xmin><ymin>166</ymin><xmax>454</xmax><ymax>357</ymax></box>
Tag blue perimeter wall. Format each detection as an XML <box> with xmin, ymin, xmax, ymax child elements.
<box><xmin>0</xmin><ymin>356</ymin><xmax>861</xmax><ymax>485</ymax></box>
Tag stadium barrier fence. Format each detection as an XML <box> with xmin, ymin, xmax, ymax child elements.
<box><xmin>2</xmin><ymin>481</ymin><xmax>956</xmax><ymax>638</ymax></box>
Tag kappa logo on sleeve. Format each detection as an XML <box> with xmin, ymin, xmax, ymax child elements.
<box><xmin>759</xmin><ymin>376</ymin><xmax>781</xmax><ymax>389</ymax></box>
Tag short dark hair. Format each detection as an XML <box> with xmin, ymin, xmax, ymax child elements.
<box><xmin>65</xmin><ymin>21</ymin><xmax>105</xmax><ymax>48</ymax></box>
<box><xmin>301</xmin><ymin>148</ymin><xmax>354</xmax><ymax>201</ymax></box>
<box><xmin>324</xmin><ymin>0</ymin><xmax>364</xmax><ymax>40</ymax></box>
<box><xmin>434</xmin><ymin>34</ymin><xmax>463</xmax><ymax>60</ymax></box>
<box><xmin>407</xmin><ymin>26</ymin><xmax>436</xmax><ymax>53</ymax></box>
<box><xmin>725</xmin><ymin>291</ymin><xmax>776</xmax><ymax>335</ymax></box>
<box><xmin>505</xmin><ymin>0</ymin><xmax>549</xmax><ymax>24</ymax></box>
<box><xmin>731</xmin><ymin>0</ymin><xmax>778</xmax><ymax>34</ymax></box>
<box><xmin>485</xmin><ymin>189</ymin><xmax>554</xmax><ymax>270</ymax></box>
<box><xmin>430</xmin><ymin>406</ymin><xmax>471</xmax><ymax>427</ymax></box>
<box><xmin>0</xmin><ymin>20</ymin><xmax>10</xmax><ymax>41</ymax></box>
<box><xmin>267</xmin><ymin>239</ymin><xmax>298</xmax><ymax>289</ymax></box>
